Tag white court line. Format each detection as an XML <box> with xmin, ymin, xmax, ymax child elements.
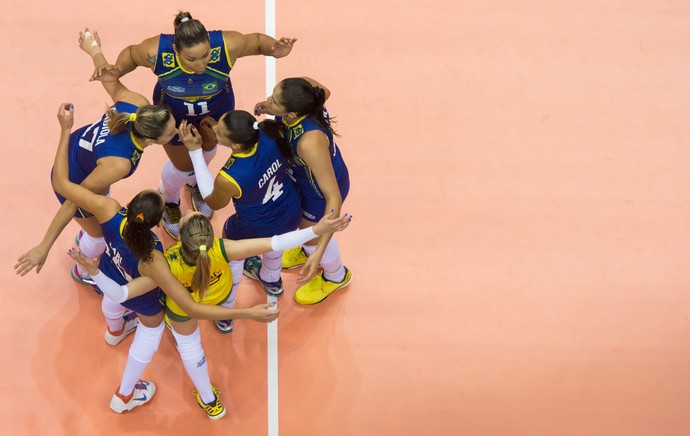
<box><xmin>265</xmin><ymin>2</ymin><xmax>278</xmax><ymax>436</ymax></box>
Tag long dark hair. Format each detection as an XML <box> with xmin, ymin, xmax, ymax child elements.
<box><xmin>122</xmin><ymin>191</ymin><xmax>164</xmax><ymax>262</ymax></box>
<box><xmin>278</xmin><ymin>78</ymin><xmax>337</xmax><ymax>137</ymax></box>
<box><xmin>220</xmin><ymin>110</ymin><xmax>293</xmax><ymax>159</ymax></box>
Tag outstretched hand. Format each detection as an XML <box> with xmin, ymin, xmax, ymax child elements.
<box><xmin>57</xmin><ymin>102</ymin><xmax>74</xmax><ymax>130</ymax></box>
<box><xmin>270</xmin><ymin>37</ymin><xmax>297</xmax><ymax>58</ymax></box>
<box><xmin>67</xmin><ymin>247</ymin><xmax>100</xmax><ymax>277</ymax></box>
<box><xmin>246</xmin><ymin>303</ymin><xmax>280</xmax><ymax>323</ymax></box>
<box><xmin>14</xmin><ymin>244</ymin><xmax>49</xmax><ymax>276</ymax></box>
<box><xmin>78</xmin><ymin>28</ymin><xmax>102</xmax><ymax>56</ymax></box>
<box><xmin>313</xmin><ymin>211</ymin><xmax>352</xmax><ymax>236</ymax></box>
<box><xmin>178</xmin><ymin>120</ymin><xmax>203</xmax><ymax>152</ymax></box>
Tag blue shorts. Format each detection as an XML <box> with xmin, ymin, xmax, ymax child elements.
<box><xmin>153</xmin><ymin>86</ymin><xmax>235</xmax><ymax>146</ymax></box>
<box><xmin>122</xmin><ymin>288</ymin><xmax>165</xmax><ymax>317</ymax></box>
<box><xmin>223</xmin><ymin>207</ymin><xmax>302</xmax><ymax>240</ymax></box>
<box><xmin>299</xmin><ymin>167</ymin><xmax>350</xmax><ymax>222</ymax></box>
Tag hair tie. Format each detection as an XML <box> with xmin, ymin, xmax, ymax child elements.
<box><xmin>198</xmin><ymin>244</ymin><xmax>207</xmax><ymax>252</ymax></box>
<box><xmin>128</xmin><ymin>113</ymin><xmax>137</xmax><ymax>123</ymax></box>
<box><xmin>252</xmin><ymin>121</ymin><xmax>259</xmax><ymax>130</ymax></box>
<box><xmin>180</xmin><ymin>17</ymin><xmax>190</xmax><ymax>23</ymax></box>
<box><xmin>136</xmin><ymin>212</ymin><xmax>145</xmax><ymax>221</ymax></box>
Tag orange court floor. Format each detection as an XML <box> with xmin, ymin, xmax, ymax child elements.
<box><xmin>2</xmin><ymin>1</ymin><xmax>690</xmax><ymax>435</ymax></box>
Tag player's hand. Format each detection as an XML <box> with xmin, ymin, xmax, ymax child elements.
<box><xmin>67</xmin><ymin>247</ymin><xmax>100</xmax><ymax>276</ymax></box>
<box><xmin>198</xmin><ymin>117</ymin><xmax>218</xmax><ymax>145</ymax></box>
<box><xmin>14</xmin><ymin>244</ymin><xmax>49</xmax><ymax>276</ymax></box>
<box><xmin>254</xmin><ymin>100</ymin><xmax>271</xmax><ymax>116</ymax></box>
<box><xmin>178</xmin><ymin>120</ymin><xmax>203</xmax><ymax>151</ymax></box>
<box><xmin>246</xmin><ymin>303</ymin><xmax>280</xmax><ymax>322</ymax></box>
<box><xmin>57</xmin><ymin>102</ymin><xmax>74</xmax><ymax>130</ymax></box>
<box><xmin>297</xmin><ymin>255</ymin><xmax>321</xmax><ymax>285</ymax></box>
<box><xmin>78</xmin><ymin>28</ymin><xmax>102</xmax><ymax>57</ymax></box>
<box><xmin>90</xmin><ymin>64</ymin><xmax>120</xmax><ymax>83</ymax></box>
<box><xmin>313</xmin><ymin>211</ymin><xmax>352</xmax><ymax>236</ymax></box>
<box><xmin>270</xmin><ymin>37</ymin><xmax>297</xmax><ymax>58</ymax></box>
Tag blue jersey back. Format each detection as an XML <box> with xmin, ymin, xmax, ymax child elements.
<box><xmin>154</xmin><ymin>31</ymin><xmax>232</xmax><ymax>103</ymax></box>
<box><xmin>281</xmin><ymin>107</ymin><xmax>349</xmax><ymax>199</ymax></box>
<box><xmin>219</xmin><ymin>132</ymin><xmax>300</xmax><ymax>226</ymax></box>
<box><xmin>68</xmin><ymin>101</ymin><xmax>144</xmax><ymax>183</ymax></box>
<box><xmin>99</xmin><ymin>208</ymin><xmax>163</xmax><ymax>285</ymax></box>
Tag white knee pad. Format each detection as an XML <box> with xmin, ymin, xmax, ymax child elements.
<box><xmin>159</xmin><ymin>160</ymin><xmax>196</xmax><ymax>203</ymax></box>
<box><xmin>171</xmin><ymin>326</ymin><xmax>204</xmax><ymax>362</ymax></box>
<box><xmin>128</xmin><ymin>320</ymin><xmax>165</xmax><ymax>364</ymax></box>
<box><xmin>79</xmin><ymin>233</ymin><xmax>105</xmax><ymax>258</ymax></box>
<box><xmin>101</xmin><ymin>296</ymin><xmax>126</xmax><ymax>320</ymax></box>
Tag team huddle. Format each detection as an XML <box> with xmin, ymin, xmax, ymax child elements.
<box><xmin>14</xmin><ymin>12</ymin><xmax>352</xmax><ymax>420</ymax></box>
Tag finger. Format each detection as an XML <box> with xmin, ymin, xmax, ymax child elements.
<box><xmin>36</xmin><ymin>264</ymin><xmax>42</xmax><ymax>274</ymax></box>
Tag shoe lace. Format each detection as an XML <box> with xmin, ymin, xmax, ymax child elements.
<box><xmin>164</xmin><ymin>203</ymin><xmax>181</xmax><ymax>223</ymax></box>
<box><xmin>189</xmin><ymin>184</ymin><xmax>203</xmax><ymax>201</ymax></box>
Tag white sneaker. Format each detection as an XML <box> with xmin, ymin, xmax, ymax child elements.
<box><xmin>104</xmin><ymin>311</ymin><xmax>139</xmax><ymax>346</ymax></box>
<box><xmin>109</xmin><ymin>380</ymin><xmax>156</xmax><ymax>413</ymax></box>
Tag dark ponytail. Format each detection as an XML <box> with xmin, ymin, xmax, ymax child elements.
<box><xmin>278</xmin><ymin>78</ymin><xmax>337</xmax><ymax>137</ymax></box>
<box><xmin>123</xmin><ymin>191</ymin><xmax>164</xmax><ymax>262</ymax></box>
<box><xmin>173</xmin><ymin>11</ymin><xmax>209</xmax><ymax>49</ymax></box>
<box><xmin>221</xmin><ymin>110</ymin><xmax>293</xmax><ymax>159</ymax></box>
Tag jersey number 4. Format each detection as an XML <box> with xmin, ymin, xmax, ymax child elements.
<box><xmin>262</xmin><ymin>177</ymin><xmax>284</xmax><ymax>204</ymax></box>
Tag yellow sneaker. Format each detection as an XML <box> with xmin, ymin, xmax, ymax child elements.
<box><xmin>282</xmin><ymin>246</ymin><xmax>308</xmax><ymax>269</ymax></box>
<box><xmin>193</xmin><ymin>386</ymin><xmax>226</xmax><ymax>420</ymax></box>
<box><xmin>294</xmin><ymin>268</ymin><xmax>352</xmax><ymax>305</ymax></box>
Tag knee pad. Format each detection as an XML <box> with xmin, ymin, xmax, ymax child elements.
<box><xmin>160</xmin><ymin>160</ymin><xmax>196</xmax><ymax>203</ymax></box>
<box><xmin>171</xmin><ymin>326</ymin><xmax>204</xmax><ymax>362</ymax></box>
<box><xmin>101</xmin><ymin>296</ymin><xmax>125</xmax><ymax>320</ymax></box>
<box><xmin>128</xmin><ymin>320</ymin><xmax>165</xmax><ymax>364</ymax></box>
<box><xmin>79</xmin><ymin>233</ymin><xmax>105</xmax><ymax>258</ymax></box>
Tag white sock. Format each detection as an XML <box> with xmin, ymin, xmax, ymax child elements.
<box><xmin>118</xmin><ymin>320</ymin><xmax>165</xmax><ymax>396</ymax></box>
<box><xmin>76</xmin><ymin>233</ymin><xmax>105</xmax><ymax>278</ymax></box>
<box><xmin>172</xmin><ymin>326</ymin><xmax>215</xmax><ymax>404</ymax></box>
<box><xmin>320</xmin><ymin>239</ymin><xmax>345</xmax><ymax>283</ymax></box>
<box><xmin>102</xmin><ymin>296</ymin><xmax>126</xmax><ymax>333</ymax></box>
<box><xmin>260</xmin><ymin>251</ymin><xmax>283</xmax><ymax>283</ymax></box>
<box><xmin>303</xmin><ymin>244</ymin><xmax>316</xmax><ymax>256</ymax></box>
<box><xmin>159</xmin><ymin>160</ymin><xmax>196</xmax><ymax>204</ymax></box>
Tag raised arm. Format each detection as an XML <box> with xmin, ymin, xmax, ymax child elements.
<box><xmin>222</xmin><ymin>212</ymin><xmax>351</xmax><ymax>261</ymax></box>
<box><xmin>113</xmin><ymin>35</ymin><xmax>160</xmax><ymax>76</ymax></box>
<box><xmin>223</xmin><ymin>31</ymin><xmax>296</xmax><ymax>64</ymax></box>
<box><xmin>51</xmin><ymin>102</ymin><xmax>122</xmax><ymax>223</ymax></box>
<box><xmin>139</xmin><ymin>252</ymin><xmax>279</xmax><ymax>322</ymax></box>
<box><xmin>79</xmin><ymin>29</ymin><xmax>150</xmax><ymax>107</ymax></box>
<box><xmin>15</xmin><ymin>104</ymin><xmax>80</xmax><ymax>276</ymax></box>
<box><xmin>178</xmin><ymin>120</ymin><xmax>237</xmax><ymax>209</ymax></box>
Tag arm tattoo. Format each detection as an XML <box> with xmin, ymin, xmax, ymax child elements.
<box><xmin>147</xmin><ymin>53</ymin><xmax>156</xmax><ymax>67</ymax></box>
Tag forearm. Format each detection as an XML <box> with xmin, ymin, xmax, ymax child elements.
<box><xmin>51</xmin><ymin>128</ymin><xmax>71</xmax><ymax>192</ymax></box>
<box><xmin>183</xmin><ymin>304</ymin><xmax>252</xmax><ymax>321</ymax></box>
<box><xmin>40</xmin><ymin>201</ymin><xmax>77</xmax><ymax>249</ymax></box>
<box><xmin>188</xmin><ymin>149</ymin><xmax>214</xmax><ymax>198</ymax></box>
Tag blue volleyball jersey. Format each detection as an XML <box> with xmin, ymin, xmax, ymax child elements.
<box><xmin>219</xmin><ymin>132</ymin><xmax>300</xmax><ymax>229</ymax></box>
<box><xmin>153</xmin><ymin>30</ymin><xmax>234</xmax><ymax>117</ymax></box>
<box><xmin>68</xmin><ymin>101</ymin><xmax>144</xmax><ymax>184</ymax></box>
<box><xmin>280</xmin><ymin>107</ymin><xmax>349</xmax><ymax>200</ymax></box>
<box><xmin>99</xmin><ymin>208</ymin><xmax>164</xmax><ymax>285</ymax></box>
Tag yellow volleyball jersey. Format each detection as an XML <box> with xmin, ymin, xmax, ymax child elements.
<box><xmin>164</xmin><ymin>237</ymin><xmax>232</xmax><ymax>317</ymax></box>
